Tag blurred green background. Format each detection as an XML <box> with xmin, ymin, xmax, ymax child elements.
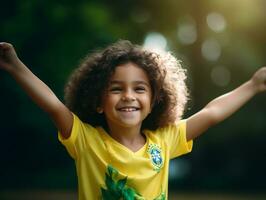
<box><xmin>1</xmin><ymin>0</ymin><xmax>266</xmax><ymax>199</ymax></box>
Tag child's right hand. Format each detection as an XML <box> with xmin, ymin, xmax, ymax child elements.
<box><xmin>0</xmin><ymin>42</ymin><xmax>21</xmax><ymax>72</ymax></box>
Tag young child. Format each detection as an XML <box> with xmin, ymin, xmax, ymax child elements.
<box><xmin>0</xmin><ymin>40</ymin><xmax>265</xmax><ymax>200</ymax></box>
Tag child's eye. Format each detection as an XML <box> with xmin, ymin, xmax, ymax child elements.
<box><xmin>135</xmin><ymin>87</ymin><xmax>146</xmax><ymax>93</ymax></box>
<box><xmin>110</xmin><ymin>87</ymin><xmax>122</xmax><ymax>93</ymax></box>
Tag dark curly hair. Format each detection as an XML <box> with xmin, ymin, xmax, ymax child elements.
<box><xmin>64</xmin><ymin>40</ymin><xmax>188</xmax><ymax>130</ymax></box>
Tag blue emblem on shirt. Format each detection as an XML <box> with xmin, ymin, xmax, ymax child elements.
<box><xmin>148</xmin><ymin>144</ymin><xmax>163</xmax><ymax>172</ymax></box>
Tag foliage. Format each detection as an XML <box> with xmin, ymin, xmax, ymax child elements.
<box><xmin>101</xmin><ymin>165</ymin><xmax>165</xmax><ymax>200</ymax></box>
<box><xmin>0</xmin><ymin>0</ymin><xmax>266</xmax><ymax>192</ymax></box>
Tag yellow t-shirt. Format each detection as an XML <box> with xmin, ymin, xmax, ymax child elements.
<box><xmin>58</xmin><ymin>114</ymin><xmax>193</xmax><ymax>200</ymax></box>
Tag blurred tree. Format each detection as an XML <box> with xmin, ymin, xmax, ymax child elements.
<box><xmin>0</xmin><ymin>0</ymin><xmax>266</xmax><ymax>193</ymax></box>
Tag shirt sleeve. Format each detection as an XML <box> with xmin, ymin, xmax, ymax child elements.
<box><xmin>159</xmin><ymin>120</ymin><xmax>193</xmax><ymax>159</ymax></box>
<box><xmin>58</xmin><ymin>113</ymin><xmax>97</xmax><ymax>160</ymax></box>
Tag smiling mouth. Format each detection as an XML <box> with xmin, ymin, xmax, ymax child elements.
<box><xmin>117</xmin><ymin>107</ymin><xmax>140</xmax><ymax>112</ymax></box>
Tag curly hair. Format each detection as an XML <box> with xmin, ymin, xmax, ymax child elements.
<box><xmin>64</xmin><ymin>40</ymin><xmax>188</xmax><ymax>130</ymax></box>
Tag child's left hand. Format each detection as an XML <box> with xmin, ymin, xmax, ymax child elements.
<box><xmin>251</xmin><ymin>67</ymin><xmax>266</xmax><ymax>93</ymax></box>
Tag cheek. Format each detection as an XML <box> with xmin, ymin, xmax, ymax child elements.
<box><xmin>104</xmin><ymin>95</ymin><xmax>119</xmax><ymax>107</ymax></box>
<box><xmin>142</xmin><ymin>96</ymin><xmax>152</xmax><ymax>108</ymax></box>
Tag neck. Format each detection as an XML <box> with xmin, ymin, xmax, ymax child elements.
<box><xmin>107</xmin><ymin>124</ymin><xmax>146</xmax><ymax>152</ymax></box>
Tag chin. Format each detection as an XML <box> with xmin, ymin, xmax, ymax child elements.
<box><xmin>118</xmin><ymin>121</ymin><xmax>142</xmax><ymax>128</ymax></box>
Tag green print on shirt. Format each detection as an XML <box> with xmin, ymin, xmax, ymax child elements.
<box><xmin>101</xmin><ymin>165</ymin><xmax>166</xmax><ymax>200</ymax></box>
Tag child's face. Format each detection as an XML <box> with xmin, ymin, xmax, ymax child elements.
<box><xmin>101</xmin><ymin>62</ymin><xmax>152</xmax><ymax>130</ymax></box>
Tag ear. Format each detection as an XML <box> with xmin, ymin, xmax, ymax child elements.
<box><xmin>96</xmin><ymin>107</ymin><xmax>103</xmax><ymax>114</ymax></box>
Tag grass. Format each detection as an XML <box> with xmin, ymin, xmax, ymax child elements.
<box><xmin>0</xmin><ymin>190</ymin><xmax>266</xmax><ymax>200</ymax></box>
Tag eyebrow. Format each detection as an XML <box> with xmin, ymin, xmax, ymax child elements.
<box><xmin>109</xmin><ymin>80</ymin><xmax>150</xmax><ymax>86</ymax></box>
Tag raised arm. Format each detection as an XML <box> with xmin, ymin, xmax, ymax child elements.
<box><xmin>186</xmin><ymin>67</ymin><xmax>266</xmax><ymax>141</ymax></box>
<box><xmin>0</xmin><ymin>42</ymin><xmax>73</xmax><ymax>138</ymax></box>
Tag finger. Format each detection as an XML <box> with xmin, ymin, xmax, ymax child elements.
<box><xmin>0</xmin><ymin>42</ymin><xmax>8</xmax><ymax>47</ymax></box>
<box><xmin>0</xmin><ymin>42</ymin><xmax>12</xmax><ymax>50</ymax></box>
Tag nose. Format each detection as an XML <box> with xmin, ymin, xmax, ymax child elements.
<box><xmin>121</xmin><ymin>90</ymin><xmax>136</xmax><ymax>101</ymax></box>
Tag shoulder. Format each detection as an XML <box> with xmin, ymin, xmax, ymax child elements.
<box><xmin>144</xmin><ymin>119</ymin><xmax>192</xmax><ymax>159</ymax></box>
<box><xmin>144</xmin><ymin>119</ymin><xmax>187</xmax><ymax>140</ymax></box>
<box><xmin>148</xmin><ymin>120</ymin><xmax>186</xmax><ymax>134</ymax></box>
<box><xmin>59</xmin><ymin>113</ymin><xmax>102</xmax><ymax>144</ymax></box>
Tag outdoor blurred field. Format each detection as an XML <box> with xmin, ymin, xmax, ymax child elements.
<box><xmin>1</xmin><ymin>191</ymin><xmax>266</xmax><ymax>200</ymax></box>
<box><xmin>1</xmin><ymin>0</ymin><xmax>266</xmax><ymax>198</ymax></box>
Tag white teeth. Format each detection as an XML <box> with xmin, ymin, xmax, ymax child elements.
<box><xmin>119</xmin><ymin>107</ymin><xmax>137</xmax><ymax>112</ymax></box>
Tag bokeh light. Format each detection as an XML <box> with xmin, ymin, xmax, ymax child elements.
<box><xmin>206</xmin><ymin>12</ymin><xmax>226</xmax><ymax>33</ymax></box>
<box><xmin>201</xmin><ymin>38</ymin><xmax>221</xmax><ymax>61</ymax></box>
<box><xmin>143</xmin><ymin>32</ymin><xmax>168</xmax><ymax>53</ymax></box>
<box><xmin>211</xmin><ymin>65</ymin><xmax>231</xmax><ymax>87</ymax></box>
<box><xmin>169</xmin><ymin>159</ymin><xmax>190</xmax><ymax>180</ymax></box>
<box><xmin>177</xmin><ymin>17</ymin><xmax>197</xmax><ymax>45</ymax></box>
